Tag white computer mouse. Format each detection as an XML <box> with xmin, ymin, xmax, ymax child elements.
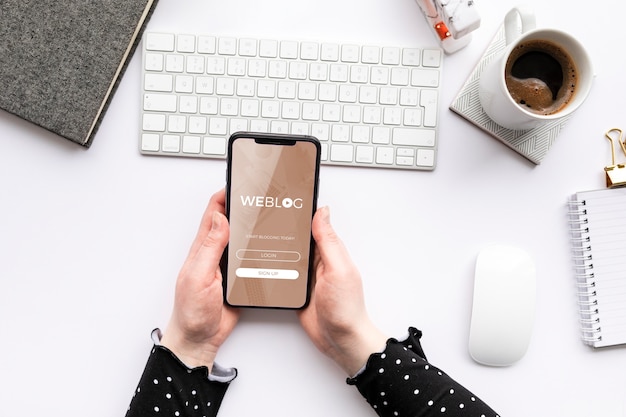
<box><xmin>469</xmin><ymin>244</ymin><xmax>536</xmax><ymax>366</ymax></box>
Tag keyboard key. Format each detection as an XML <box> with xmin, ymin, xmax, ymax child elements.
<box><xmin>331</xmin><ymin>124</ymin><xmax>350</xmax><ymax>142</ymax></box>
<box><xmin>177</xmin><ymin>34</ymin><xmax>196</xmax><ymax>53</ymax></box>
<box><xmin>144</xmin><ymin>94</ymin><xmax>176</xmax><ymax>112</ymax></box>
<box><xmin>321</xmin><ymin>43</ymin><xmax>339</xmax><ymax>61</ymax></box>
<box><xmin>358</xmin><ymin>86</ymin><xmax>377</xmax><ymax>104</ymax></box>
<box><xmin>309</xmin><ymin>63</ymin><xmax>328</xmax><ymax>81</ymax></box>
<box><xmin>330</xmin><ymin>144</ymin><xmax>353</xmax><ymax>162</ymax></box>
<box><xmin>269</xmin><ymin>61</ymin><xmax>288</xmax><ymax>79</ymax></box>
<box><xmin>298</xmin><ymin>83</ymin><xmax>316</xmax><ymax>100</ymax></box>
<box><xmin>197</xmin><ymin>36</ymin><xmax>216</xmax><ymax>54</ymax></box>
<box><xmin>175</xmin><ymin>75</ymin><xmax>193</xmax><ymax>93</ymax></box>
<box><xmin>417</xmin><ymin>148</ymin><xmax>435</xmax><ymax>167</ymax></box>
<box><xmin>291</xmin><ymin>122</ymin><xmax>309</xmax><ymax>135</ymax></box>
<box><xmin>403</xmin><ymin>108</ymin><xmax>422</xmax><ymax>126</ymax></box>
<box><xmin>248</xmin><ymin>60</ymin><xmax>267</xmax><ymax>77</ymax></box>
<box><xmin>320</xmin><ymin>143</ymin><xmax>329</xmax><ymax>160</ymax></box>
<box><xmin>422</xmin><ymin>49</ymin><xmax>442</xmax><ymax>68</ymax></box>
<box><xmin>392</xmin><ymin>128</ymin><xmax>435</xmax><ymax>147</ymax></box>
<box><xmin>209</xmin><ymin>117</ymin><xmax>227</xmax><ymax>135</ymax></box>
<box><xmin>380</xmin><ymin>87</ymin><xmax>398</xmax><ymax>105</ymax></box>
<box><xmin>343</xmin><ymin>105</ymin><xmax>361</xmax><ymax>123</ymax></box>
<box><xmin>250</xmin><ymin>119</ymin><xmax>269</xmax><ymax>132</ymax></box>
<box><xmin>206</xmin><ymin>57</ymin><xmax>226</xmax><ymax>75</ymax></box>
<box><xmin>339</xmin><ymin>85</ymin><xmax>357</xmax><ymax>103</ymax></box>
<box><xmin>356</xmin><ymin>145</ymin><xmax>374</xmax><ymax>163</ymax></box>
<box><xmin>189</xmin><ymin>116</ymin><xmax>207</xmax><ymax>134</ymax></box>
<box><xmin>165</xmin><ymin>55</ymin><xmax>184</xmax><ymax>72</ymax></box>
<box><xmin>237</xmin><ymin>79</ymin><xmax>255</xmax><ymax>97</ymax></box>
<box><xmin>280</xmin><ymin>41</ymin><xmax>298</xmax><ymax>59</ymax></box>
<box><xmin>182</xmin><ymin>135</ymin><xmax>201</xmax><ymax>153</ymax></box>
<box><xmin>146</xmin><ymin>33</ymin><xmax>175</xmax><ymax>51</ymax></box>
<box><xmin>400</xmin><ymin>88</ymin><xmax>419</xmax><ymax>106</ymax></box>
<box><xmin>341</xmin><ymin>45</ymin><xmax>359</xmax><ymax>63</ymax></box>
<box><xmin>312</xmin><ymin>123</ymin><xmax>330</xmax><ymax>141</ymax></box>
<box><xmin>352</xmin><ymin>125</ymin><xmax>370</xmax><ymax>143</ymax></box>
<box><xmin>300</xmin><ymin>42</ymin><xmax>319</xmax><ymax>60</ymax></box>
<box><xmin>241</xmin><ymin>99</ymin><xmax>260</xmax><ymax>117</ymax></box>
<box><xmin>411</xmin><ymin>69</ymin><xmax>440</xmax><ymax>87</ymax></box>
<box><xmin>227</xmin><ymin>58</ymin><xmax>246</xmax><ymax>76</ymax></box>
<box><xmin>168</xmin><ymin>115</ymin><xmax>186</xmax><ymax>133</ymax></box>
<box><xmin>277</xmin><ymin>81</ymin><xmax>296</xmax><ymax>99</ymax></box>
<box><xmin>163</xmin><ymin>135</ymin><xmax>180</xmax><ymax>152</ymax></box>
<box><xmin>259</xmin><ymin>39</ymin><xmax>278</xmax><ymax>57</ymax></box>
<box><xmin>420</xmin><ymin>89</ymin><xmax>438</xmax><ymax>127</ymax></box>
<box><xmin>144</xmin><ymin>74</ymin><xmax>173</xmax><ymax>92</ymax></box>
<box><xmin>141</xmin><ymin>134</ymin><xmax>160</xmax><ymax>151</ymax></box>
<box><xmin>330</xmin><ymin>64</ymin><xmax>349</xmax><ymax>82</ymax></box>
<box><xmin>257</xmin><ymin>80</ymin><xmax>276</xmax><ymax>98</ymax></box>
<box><xmin>382</xmin><ymin>47</ymin><xmax>401</xmax><ymax>65</ymax></box>
<box><xmin>216</xmin><ymin>78</ymin><xmax>235</xmax><ymax>95</ymax></box>
<box><xmin>322</xmin><ymin>104</ymin><xmax>341</xmax><ymax>122</ymax></box>
<box><xmin>230</xmin><ymin>118</ymin><xmax>248</xmax><ymax>134</ymax></box>
<box><xmin>397</xmin><ymin>156</ymin><xmax>414</xmax><ymax>166</ymax></box>
<box><xmin>261</xmin><ymin>100</ymin><xmax>280</xmax><ymax>118</ymax></box>
<box><xmin>363</xmin><ymin>106</ymin><xmax>381</xmax><ymax>124</ymax></box>
<box><xmin>372</xmin><ymin>126</ymin><xmax>390</xmax><ymax>144</ymax></box>
<box><xmin>350</xmin><ymin>65</ymin><xmax>368</xmax><ymax>83</ymax></box>
<box><xmin>302</xmin><ymin>102</ymin><xmax>321</xmax><ymax>120</ymax></box>
<box><xmin>239</xmin><ymin>39</ymin><xmax>258</xmax><ymax>56</ymax></box>
<box><xmin>361</xmin><ymin>46</ymin><xmax>380</xmax><ymax>64</ymax></box>
<box><xmin>318</xmin><ymin>84</ymin><xmax>337</xmax><ymax>102</ymax></box>
<box><xmin>203</xmin><ymin>137</ymin><xmax>227</xmax><ymax>155</ymax></box>
<box><xmin>402</xmin><ymin>48</ymin><xmax>421</xmax><ymax>66</ymax></box>
<box><xmin>218</xmin><ymin>37</ymin><xmax>237</xmax><ymax>55</ymax></box>
<box><xmin>144</xmin><ymin>53</ymin><xmax>164</xmax><ymax>71</ymax></box>
<box><xmin>376</xmin><ymin>146</ymin><xmax>394</xmax><ymax>164</ymax></box>
<box><xmin>200</xmin><ymin>97</ymin><xmax>218</xmax><ymax>114</ymax></box>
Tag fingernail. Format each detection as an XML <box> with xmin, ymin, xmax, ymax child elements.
<box><xmin>319</xmin><ymin>206</ymin><xmax>330</xmax><ymax>224</ymax></box>
<box><xmin>211</xmin><ymin>211</ymin><xmax>222</xmax><ymax>230</ymax></box>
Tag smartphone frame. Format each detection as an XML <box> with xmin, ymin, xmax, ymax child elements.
<box><xmin>221</xmin><ymin>131</ymin><xmax>321</xmax><ymax>309</ymax></box>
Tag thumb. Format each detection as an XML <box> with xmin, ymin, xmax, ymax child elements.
<box><xmin>193</xmin><ymin>211</ymin><xmax>230</xmax><ymax>274</ymax></box>
<box><xmin>312</xmin><ymin>207</ymin><xmax>349</xmax><ymax>265</ymax></box>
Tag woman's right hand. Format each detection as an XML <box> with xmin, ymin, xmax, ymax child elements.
<box><xmin>298</xmin><ymin>206</ymin><xmax>387</xmax><ymax>376</ymax></box>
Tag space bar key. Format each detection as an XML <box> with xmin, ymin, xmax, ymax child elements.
<box><xmin>392</xmin><ymin>128</ymin><xmax>435</xmax><ymax>147</ymax></box>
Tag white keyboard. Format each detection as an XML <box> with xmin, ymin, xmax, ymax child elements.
<box><xmin>140</xmin><ymin>32</ymin><xmax>442</xmax><ymax>170</ymax></box>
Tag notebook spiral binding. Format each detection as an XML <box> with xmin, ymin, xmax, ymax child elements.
<box><xmin>567</xmin><ymin>197</ymin><xmax>602</xmax><ymax>344</ymax></box>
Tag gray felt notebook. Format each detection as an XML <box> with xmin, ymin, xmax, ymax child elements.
<box><xmin>0</xmin><ymin>0</ymin><xmax>159</xmax><ymax>147</ymax></box>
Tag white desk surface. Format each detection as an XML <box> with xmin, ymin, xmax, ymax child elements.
<box><xmin>1</xmin><ymin>0</ymin><xmax>625</xmax><ymax>415</ymax></box>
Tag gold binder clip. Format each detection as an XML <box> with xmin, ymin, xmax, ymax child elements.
<box><xmin>604</xmin><ymin>128</ymin><xmax>626</xmax><ymax>188</ymax></box>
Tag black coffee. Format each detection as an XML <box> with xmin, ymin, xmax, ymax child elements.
<box><xmin>505</xmin><ymin>39</ymin><xmax>577</xmax><ymax>115</ymax></box>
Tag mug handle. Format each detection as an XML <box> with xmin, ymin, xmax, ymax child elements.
<box><xmin>504</xmin><ymin>7</ymin><xmax>536</xmax><ymax>45</ymax></box>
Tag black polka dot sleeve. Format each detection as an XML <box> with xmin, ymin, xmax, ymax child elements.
<box><xmin>125</xmin><ymin>342</ymin><xmax>236</xmax><ymax>417</ymax></box>
<box><xmin>347</xmin><ymin>327</ymin><xmax>500</xmax><ymax>417</ymax></box>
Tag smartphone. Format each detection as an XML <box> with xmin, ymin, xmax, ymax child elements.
<box><xmin>221</xmin><ymin>132</ymin><xmax>321</xmax><ymax>309</ymax></box>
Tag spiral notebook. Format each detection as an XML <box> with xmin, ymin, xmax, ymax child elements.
<box><xmin>568</xmin><ymin>187</ymin><xmax>626</xmax><ymax>347</ymax></box>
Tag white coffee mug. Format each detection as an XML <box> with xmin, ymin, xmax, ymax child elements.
<box><xmin>478</xmin><ymin>7</ymin><xmax>593</xmax><ymax>131</ymax></box>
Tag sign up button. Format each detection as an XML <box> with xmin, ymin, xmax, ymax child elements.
<box><xmin>235</xmin><ymin>268</ymin><xmax>299</xmax><ymax>280</ymax></box>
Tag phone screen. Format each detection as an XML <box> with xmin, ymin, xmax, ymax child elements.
<box><xmin>223</xmin><ymin>133</ymin><xmax>320</xmax><ymax>309</ymax></box>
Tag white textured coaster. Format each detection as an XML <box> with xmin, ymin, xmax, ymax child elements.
<box><xmin>449</xmin><ymin>25</ymin><xmax>570</xmax><ymax>164</ymax></box>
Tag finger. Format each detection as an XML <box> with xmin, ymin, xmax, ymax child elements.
<box><xmin>311</xmin><ymin>207</ymin><xmax>352</xmax><ymax>269</ymax></box>
<box><xmin>199</xmin><ymin>189</ymin><xmax>227</xmax><ymax>232</ymax></box>
<box><xmin>189</xmin><ymin>189</ymin><xmax>227</xmax><ymax>257</ymax></box>
<box><xmin>195</xmin><ymin>211</ymin><xmax>230</xmax><ymax>275</ymax></box>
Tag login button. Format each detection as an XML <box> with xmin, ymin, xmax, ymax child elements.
<box><xmin>236</xmin><ymin>249</ymin><xmax>301</xmax><ymax>262</ymax></box>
